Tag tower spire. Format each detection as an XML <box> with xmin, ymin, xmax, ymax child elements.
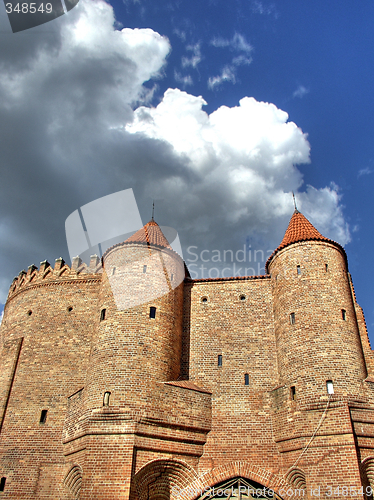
<box><xmin>292</xmin><ymin>192</ymin><xmax>298</xmax><ymax>212</ymax></box>
<box><xmin>151</xmin><ymin>200</ymin><xmax>155</xmax><ymax>221</ymax></box>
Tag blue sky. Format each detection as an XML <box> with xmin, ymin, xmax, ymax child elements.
<box><xmin>0</xmin><ymin>0</ymin><xmax>373</xmax><ymax>343</ymax></box>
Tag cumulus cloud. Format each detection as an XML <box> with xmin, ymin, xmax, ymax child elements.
<box><xmin>126</xmin><ymin>89</ymin><xmax>350</xmax><ymax>277</ymax></box>
<box><xmin>0</xmin><ymin>0</ymin><xmax>350</xmax><ymax>301</ymax></box>
<box><xmin>293</xmin><ymin>85</ymin><xmax>309</xmax><ymax>99</ymax></box>
<box><xmin>295</xmin><ymin>184</ymin><xmax>350</xmax><ymax>245</ymax></box>
<box><xmin>0</xmin><ymin>0</ymin><xmax>171</xmax><ymax>301</ymax></box>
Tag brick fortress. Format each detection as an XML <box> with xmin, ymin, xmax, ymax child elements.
<box><xmin>1</xmin><ymin>209</ymin><xmax>374</xmax><ymax>499</ymax></box>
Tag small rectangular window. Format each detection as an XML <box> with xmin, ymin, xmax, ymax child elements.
<box><xmin>325</xmin><ymin>263</ymin><xmax>328</xmax><ymax>272</ymax></box>
<box><xmin>150</xmin><ymin>307</ymin><xmax>156</xmax><ymax>319</ymax></box>
<box><xmin>326</xmin><ymin>380</ymin><xmax>334</xmax><ymax>394</ymax></box>
<box><xmin>218</xmin><ymin>355</ymin><xmax>222</xmax><ymax>367</ymax></box>
<box><xmin>244</xmin><ymin>373</ymin><xmax>249</xmax><ymax>386</ymax></box>
<box><xmin>170</xmin><ymin>273</ymin><xmax>174</xmax><ymax>281</ymax></box>
<box><xmin>143</xmin><ymin>265</ymin><xmax>147</xmax><ymax>273</ymax></box>
<box><xmin>290</xmin><ymin>386</ymin><xmax>296</xmax><ymax>400</ymax></box>
<box><xmin>0</xmin><ymin>477</ymin><xmax>6</xmax><ymax>492</ymax></box>
<box><xmin>297</xmin><ymin>265</ymin><xmax>301</xmax><ymax>275</ymax></box>
<box><xmin>341</xmin><ymin>309</ymin><xmax>346</xmax><ymax>320</ymax></box>
<box><xmin>40</xmin><ymin>409</ymin><xmax>48</xmax><ymax>424</ymax></box>
<box><xmin>290</xmin><ymin>312</ymin><xmax>295</xmax><ymax>325</ymax></box>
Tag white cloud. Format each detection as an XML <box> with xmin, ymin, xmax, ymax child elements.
<box><xmin>0</xmin><ymin>0</ymin><xmax>171</xmax><ymax>301</ymax></box>
<box><xmin>207</xmin><ymin>56</ymin><xmax>252</xmax><ymax>90</ymax></box>
<box><xmin>232</xmin><ymin>55</ymin><xmax>253</xmax><ymax>66</ymax></box>
<box><xmin>181</xmin><ymin>43</ymin><xmax>202</xmax><ymax>69</ymax></box>
<box><xmin>174</xmin><ymin>70</ymin><xmax>193</xmax><ymax>86</ymax></box>
<box><xmin>173</xmin><ymin>29</ymin><xmax>187</xmax><ymax>42</ymax></box>
<box><xmin>250</xmin><ymin>1</ymin><xmax>277</xmax><ymax>16</ymax></box>
<box><xmin>210</xmin><ymin>33</ymin><xmax>253</xmax><ymax>54</ymax></box>
<box><xmin>358</xmin><ymin>167</ymin><xmax>373</xmax><ymax>177</ymax></box>
<box><xmin>126</xmin><ymin>89</ymin><xmax>350</xmax><ymax>254</ymax></box>
<box><xmin>296</xmin><ymin>184</ymin><xmax>350</xmax><ymax>245</ymax></box>
<box><xmin>0</xmin><ymin>0</ymin><xmax>350</xmax><ymax>301</ymax></box>
<box><xmin>208</xmin><ymin>66</ymin><xmax>237</xmax><ymax>89</ymax></box>
<box><xmin>293</xmin><ymin>85</ymin><xmax>309</xmax><ymax>99</ymax></box>
<box><xmin>208</xmin><ymin>34</ymin><xmax>253</xmax><ymax>89</ymax></box>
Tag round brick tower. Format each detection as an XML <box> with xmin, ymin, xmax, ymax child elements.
<box><xmin>266</xmin><ymin>210</ymin><xmax>367</xmax><ymax>401</ymax></box>
<box><xmin>84</xmin><ymin>219</ymin><xmax>186</xmax><ymax>411</ymax></box>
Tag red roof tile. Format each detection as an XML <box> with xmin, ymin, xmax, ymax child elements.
<box><xmin>266</xmin><ymin>210</ymin><xmax>347</xmax><ymax>272</ymax></box>
<box><xmin>125</xmin><ymin>220</ymin><xmax>172</xmax><ymax>248</ymax></box>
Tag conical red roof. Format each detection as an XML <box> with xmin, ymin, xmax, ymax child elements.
<box><xmin>278</xmin><ymin>210</ymin><xmax>327</xmax><ymax>248</ymax></box>
<box><xmin>265</xmin><ymin>210</ymin><xmax>346</xmax><ymax>272</ymax></box>
<box><xmin>124</xmin><ymin>220</ymin><xmax>172</xmax><ymax>248</ymax></box>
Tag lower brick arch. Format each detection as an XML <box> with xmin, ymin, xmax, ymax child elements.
<box><xmin>174</xmin><ymin>462</ymin><xmax>298</xmax><ymax>500</ymax></box>
<box><xmin>62</xmin><ymin>464</ymin><xmax>83</xmax><ymax>500</ymax></box>
<box><xmin>131</xmin><ymin>459</ymin><xmax>199</xmax><ymax>500</ymax></box>
<box><xmin>132</xmin><ymin>461</ymin><xmax>299</xmax><ymax>500</ymax></box>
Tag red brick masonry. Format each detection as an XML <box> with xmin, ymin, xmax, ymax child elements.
<box><xmin>1</xmin><ymin>212</ymin><xmax>374</xmax><ymax>499</ymax></box>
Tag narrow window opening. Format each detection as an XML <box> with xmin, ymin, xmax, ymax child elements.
<box><xmin>28</xmin><ymin>310</ymin><xmax>32</xmax><ymax>316</ymax></box>
<box><xmin>290</xmin><ymin>386</ymin><xmax>296</xmax><ymax>401</ymax></box>
<box><xmin>218</xmin><ymin>355</ymin><xmax>222</xmax><ymax>367</ymax></box>
<box><xmin>326</xmin><ymin>380</ymin><xmax>334</xmax><ymax>395</ymax></box>
<box><xmin>143</xmin><ymin>265</ymin><xmax>147</xmax><ymax>273</ymax></box>
<box><xmin>103</xmin><ymin>391</ymin><xmax>111</xmax><ymax>406</ymax></box>
<box><xmin>240</xmin><ymin>295</ymin><xmax>246</xmax><ymax>301</ymax></box>
<box><xmin>100</xmin><ymin>308</ymin><xmax>106</xmax><ymax>321</ymax></box>
<box><xmin>40</xmin><ymin>409</ymin><xmax>48</xmax><ymax>424</ymax></box>
<box><xmin>112</xmin><ymin>267</ymin><xmax>116</xmax><ymax>276</ymax></box>
<box><xmin>244</xmin><ymin>374</ymin><xmax>249</xmax><ymax>386</ymax></box>
<box><xmin>297</xmin><ymin>265</ymin><xmax>301</xmax><ymax>275</ymax></box>
<box><xmin>68</xmin><ymin>306</ymin><xmax>73</xmax><ymax>312</ymax></box>
<box><xmin>290</xmin><ymin>312</ymin><xmax>295</xmax><ymax>325</ymax></box>
<box><xmin>149</xmin><ymin>306</ymin><xmax>156</xmax><ymax>319</ymax></box>
<box><xmin>341</xmin><ymin>309</ymin><xmax>346</xmax><ymax>320</ymax></box>
<box><xmin>325</xmin><ymin>263</ymin><xmax>328</xmax><ymax>272</ymax></box>
<box><xmin>0</xmin><ymin>477</ymin><xmax>6</xmax><ymax>492</ymax></box>
<box><xmin>170</xmin><ymin>273</ymin><xmax>174</xmax><ymax>281</ymax></box>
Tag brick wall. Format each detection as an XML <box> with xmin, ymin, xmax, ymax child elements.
<box><xmin>0</xmin><ymin>261</ymin><xmax>100</xmax><ymax>498</ymax></box>
<box><xmin>1</xmin><ymin>230</ymin><xmax>374</xmax><ymax>497</ymax></box>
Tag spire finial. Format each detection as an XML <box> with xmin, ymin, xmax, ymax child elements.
<box><xmin>151</xmin><ymin>200</ymin><xmax>155</xmax><ymax>221</ymax></box>
<box><xmin>292</xmin><ymin>192</ymin><xmax>298</xmax><ymax>212</ymax></box>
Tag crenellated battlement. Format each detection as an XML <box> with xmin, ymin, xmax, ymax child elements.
<box><xmin>7</xmin><ymin>255</ymin><xmax>103</xmax><ymax>302</ymax></box>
